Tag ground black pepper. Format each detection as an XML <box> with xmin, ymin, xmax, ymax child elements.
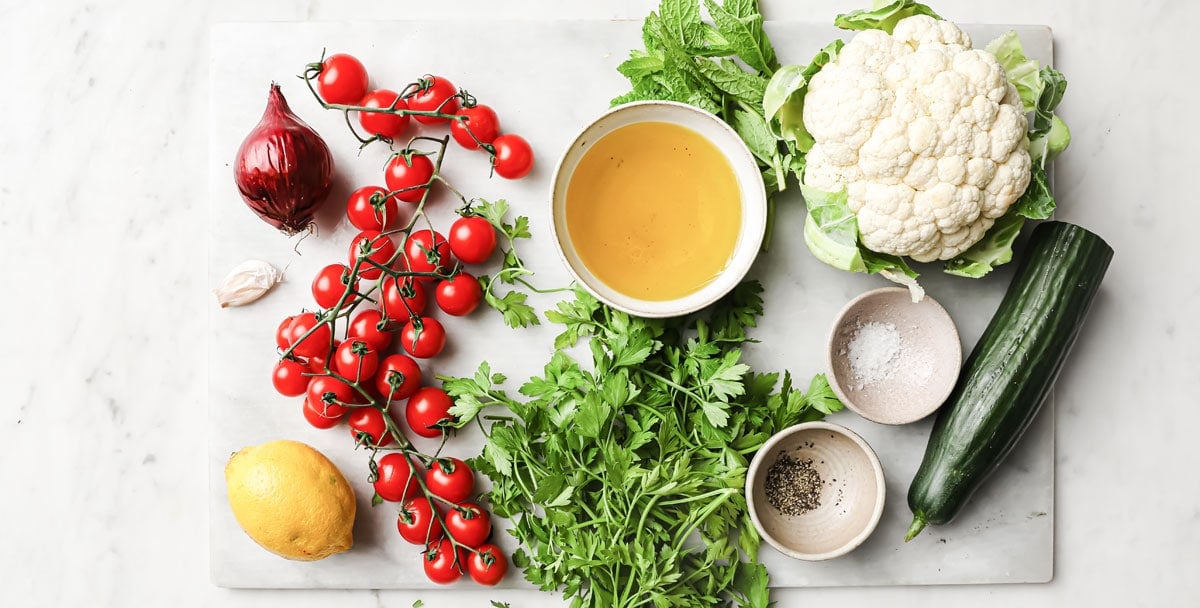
<box><xmin>763</xmin><ymin>453</ymin><xmax>823</xmax><ymax>516</ymax></box>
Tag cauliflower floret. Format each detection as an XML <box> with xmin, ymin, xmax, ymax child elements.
<box><xmin>803</xmin><ymin>14</ymin><xmax>1030</xmax><ymax>262</ymax></box>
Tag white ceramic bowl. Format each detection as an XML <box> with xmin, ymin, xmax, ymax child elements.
<box><xmin>826</xmin><ymin>287</ymin><xmax>963</xmax><ymax>425</ymax></box>
<box><xmin>549</xmin><ymin>101</ymin><xmax>767</xmax><ymax>318</ymax></box>
<box><xmin>746</xmin><ymin>421</ymin><xmax>886</xmax><ymax>561</ymax></box>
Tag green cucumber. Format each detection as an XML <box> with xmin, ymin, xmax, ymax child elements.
<box><xmin>905</xmin><ymin>221</ymin><xmax>1113</xmax><ymax>541</ymax></box>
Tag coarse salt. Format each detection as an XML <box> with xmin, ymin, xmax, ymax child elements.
<box><xmin>846</xmin><ymin>321</ymin><xmax>902</xmax><ymax>389</ymax></box>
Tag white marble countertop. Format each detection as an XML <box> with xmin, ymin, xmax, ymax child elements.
<box><xmin>1</xmin><ymin>0</ymin><xmax>1197</xmax><ymax>606</ymax></box>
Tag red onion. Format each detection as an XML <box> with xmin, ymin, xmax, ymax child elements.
<box><xmin>234</xmin><ymin>83</ymin><xmax>334</xmax><ymax>235</ymax></box>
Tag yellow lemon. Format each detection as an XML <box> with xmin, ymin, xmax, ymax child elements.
<box><xmin>224</xmin><ymin>439</ymin><xmax>356</xmax><ymax>561</ymax></box>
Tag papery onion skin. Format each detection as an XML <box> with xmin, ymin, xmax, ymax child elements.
<box><xmin>234</xmin><ymin>83</ymin><xmax>334</xmax><ymax>235</ymax></box>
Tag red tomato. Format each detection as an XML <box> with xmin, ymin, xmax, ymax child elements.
<box><xmin>467</xmin><ymin>543</ymin><xmax>508</xmax><ymax>586</ymax></box>
<box><xmin>306</xmin><ymin>352</ymin><xmax>331</xmax><ymax>375</ymax></box>
<box><xmin>374</xmin><ymin>452</ymin><xmax>421</xmax><ymax>502</ymax></box>
<box><xmin>306</xmin><ymin>375</ymin><xmax>357</xmax><ymax>410</ymax></box>
<box><xmin>348</xmin><ymin>230</ymin><xmax>396</xmax><ymax>280</ymax></box>
<box><xmin>311</xmin><ymin>263</ymin><xmax>359</xmax><ymax>310</ymax></box>
<box><xmin>348</xmin><ymin>309</ymin><xmax>393</xmax><ymax>352</ymax></box>
<box><xmin>375</xmin><ymin>354</ymin><xmax>422</xmax><ymax>401</ymax></box>
<box><xmin>346</xmin><ymin>185</ymin><xmax>401</xmax><ymax>231</ymax></box>
<box><xmin>425</xmin><ymin>458</ymin><xmax>474</xmax><ymax>503</ymax></box>
<box><xmin>358</xmin><ymin>89</ymin><xmax>410</xmax><ymax>139</ymax></box>
<box><xmin>397</xmin><ymin>498</ymin><xmax>444</xmax><ymax>545</ymax></box>
<box><xmin>383</xmin><ymin>153</ymin><xmax>434</xmax><ymax>204</ymax></box>
<box><xmin>407</xmin><ymin>75</ymin><xmax>460</xmax><ymax>125</ymax></box>
<box><xmin>404</xmin><ymin>229</ymin><xmax>453</xmax><ymax>276</ymax></box>
<box><xmin>449</xmin><ymin>104</ymin><xmax>500</xmax><ymax>149</ymax></box>
<box><xmin>271</xmin><ymin>359</ymin><xmax>310</xmax><ymax>397</ymax></box>
<box><xmin>435</xmin><ymin>273</ymin><xmax>483</xmax><ymax>317</ymax></box>
<box><xmin>380</xmin><ymin>276</ymin><xmax>428</xmax><ymax>321</ymax></box>
<box><xmin>445</xmin><ymin>502</ymin><xmax>491</xmax><ymax>548</ymax></box>
<box><xmin>287</xmin><ymin>313</ymin><xmax>332</xmax><ymax>358</ymax></box>
<box><xmin>492</xmin><ymin>134</ymin><xmax>534</xmax><ymax>179</ymax></box>
<box><xmin>316</xmin><ymin>53</ymin><xmax>368</xmax><ymax>105</ymax></box>
<box><xmin>400</xmin><ymin>316</ymin><xmax>446</xmax><ymax>359</ymax></box>
<box><xmin>275</xmin><ymin>315</ymin><xmax>296</xmax><ymax>350</ymax></box>
<box><xmin>448</xmin><ymin>215</ymin><xmax>497</xmax><ymax>264</ymax></box>
<box><xmin>302</xmin><ymin>396</ymin><xmax>345</xmax><ymax>429</ymax></box>
<box><xmin>424</xmin><ymin>538</ymin><xmax>465</xmax><ymax>584</ymax></box>
<box><xmin>406</xmin><ymin>385</ymin><xmax>454</xmax><ymax>438</ymax></box>
<box><xmin>334</xmin><ymin>339</ymin><xmax>379</xmax><ymax>382</ymax></box>
<box><xmin>348</xmin><ymin>406</ymin><xmax>393</xmax><ymax>447</ymax></box>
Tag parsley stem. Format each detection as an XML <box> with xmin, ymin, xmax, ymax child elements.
<box><xmin>640</xmin><ymin>369</ymin><xmax>704</xmax><ymax>403</ymax></box>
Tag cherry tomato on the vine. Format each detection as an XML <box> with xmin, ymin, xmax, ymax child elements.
<box><xmin>271</xmin><ymin>359</ymin><xmax>310</xmax><ymax>397</ymax></box>
<box><xmin>407</xmin><ymin>76</ymin><xmax>460</xmax><ymax>125</ymax></box>
<box><xmin>334</xmin><ymin>339</ymin><xmax>379</xmax><ymax>383</ymax></box>
<box><xmin>400</xmin><ymin>316</ymin><xmax>446</xmax><ymax>359</ymax></box>
<box><xmin>316</xmin><ymin>53</ymin><xmax>368</xmax><ymax>106</ymax></box>
<box><xmin>467</xmin><ymin>543</ymin><xmax>508</xmax><ymax>586</ymax></box>
<box><xmin>374</xmin><ymin>452</ymin><xmax>420</xmax><ymax>502</ymax></box>
<box><xmin>435</xmin><ymin>272</ymin><xmax>483</xmax><ymax>317</ymax></box>
<box><xmin>358</xmin><ymin>89</ymin><xmax>410</xmax><ymax>139</ymax></box>
<box><xmin>306</xmin><ymin>375</ymin><xmax>357</xmax><ymax>411</ymax></box>
<box><xmin>302</xmin><ymin>396</ymin><xmax>345</xmax><ymax>429</ymax></box>
<box><xmin>287</xmin><ymin>312</ymin><xmax>332</xmax><ymax>358</ymax></box>
<box><xmin>381</xmin><ymin>275</ymin><xmax>427</xmax><ymax>321</ymax></box>
<box><xmin>404</xmin><ymin>230</ymin><xmax>453</xmax><ymax>276</ymax></box>
<box><xmin>346</xmin><ymin>185</ymin><xmax>400</xmax><ymax>231</ymax></box>
<box><xmin>448</xmin><ymin>215</ymin><xmax>497</xmax><ymax>264</ymax></box>
<box><xmin>348</xmin><ymin>309</ymin><xmax>392</xmax><ymax>352</ymax></box>
<box><xmin>348</xmin><ymin>230</ymin><xmax>396</xmax><ymax>280</ymax></box>
<box><xmin>348</xmin><ymin>406</ymin><xmax>393</xmax><ymax>447</ymax></box>
<box><xmin>445</xmin><ymin>502</ymin><xmax>491</xmax><ymax>548</ymax></box>
<box><xmin>491</xmin><ymin>134</ymin><xmax>534</xmax><ymax>179</ymax></box>
<box><xmin>423</xmin><ymin>538</ymin><xmax>465</xmax><ymax>584</ymax></box>
<box><xmin>311</xmin><ymin>263</ymin><xmax>359</xmax><ymax>310</ymax></box>
<box><xmin>375</xmin><ymin>354</ymin><xmax>422</xmax><ymax>402</ymax></box>
<box><xmin>405</xmin><ymin>386</ymin><xmax>454</xmax><ymax>438</ymax></box>
<box><xmin>425</xmin><ymin>458</ymin><xmax>474</xmax><ymax>503</ymax></box>
<box><xmin>449</xmin><ymin>105</ymin><xmax>500</xmax><ymax>149</ymax></box>
<box><xmin>397</xmin><ymin>498</ymin><xmax>443</xmax><ymax>545</ymax></box>
<box><xmin>275</xmin><ymin>315</ymin><xmax>296</xmax><ymax>350</ymax></box>
<box><xmin>306</xmin><ymin>352</ymin><xmax>331</xmax><ymax>375</ymax></box>
<box><xmin>383</xmin><ymin>153</ymin><xmax>435</xmax><ymax>204</ymax></box>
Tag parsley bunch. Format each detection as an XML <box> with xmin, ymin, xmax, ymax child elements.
<box><xmin>443</xmin><ymin>282</ymin><xmax>843</xmax><ymax>607</ymax></box>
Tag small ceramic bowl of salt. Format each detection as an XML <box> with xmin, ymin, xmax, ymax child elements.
<box><xmin>826</xmin><ymin>287</ymin><xmax>962</xmax><ymax>425</ymax></box>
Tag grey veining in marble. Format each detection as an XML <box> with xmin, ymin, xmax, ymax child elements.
<box><xmin>2</xmin><ymin>0</ymin><xmax>1198</xmax><ymax>606</ymax></box>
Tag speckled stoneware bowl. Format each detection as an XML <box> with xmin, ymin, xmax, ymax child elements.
<box><xmin>746</xmin><ymin>421</ymin><xmax>886</xmax><ymax>561</ymax></box>
<box><xmin>826</xmin><ymin>287</ymin><xmax>962</xmax><ymax>425</ymax></box>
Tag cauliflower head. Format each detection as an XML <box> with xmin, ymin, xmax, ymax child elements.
<box><xmin>802</xmin><ymin>15</ymin><xmax>1031</xmax><ymax>262</ymax></box>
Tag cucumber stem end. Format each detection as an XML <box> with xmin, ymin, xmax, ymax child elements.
<box><xmin>904</xmin><ymin>514</ymin><xmax>926</xmax><ymax>542</ymax></box>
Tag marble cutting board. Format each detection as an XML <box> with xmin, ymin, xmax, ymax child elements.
<box><xmin>208</xmin><ymin>20</ymin><xmax>1054</xmax><ymax>589</ymax></box>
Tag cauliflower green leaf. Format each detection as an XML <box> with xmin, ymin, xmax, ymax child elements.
<box><xmin>834</xmin><ymin>0</ymin><xmax>941</xmax><ymax>34</ymax></box>
<box><xmin>944</xmin><ymin>209</ymin><xmax>1026</xmax><ymax>278</ymax></box>
<box><xmin>801</xmin><ymin>185</ymin><xmax>921</xmax><ymax>299</ymax></box>
<box><xmin>763</xmin><ymin>40</ymin><xmax>843</xmax><ymax>159</ymax></box>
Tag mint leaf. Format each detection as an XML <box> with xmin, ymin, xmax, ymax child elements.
<box><xmin>704</xmin><ymin>0</ymin><xmax>776</xmax><ymax>74</ymax></box>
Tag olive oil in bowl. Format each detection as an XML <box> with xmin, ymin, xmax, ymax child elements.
<box><xmin>565</xmin><ymin>121</ymin><xmax>741</xmax><ymax>301</ymax></box>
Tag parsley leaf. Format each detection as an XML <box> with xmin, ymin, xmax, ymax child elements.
<box><xmin>446</xmin><ymin>281</ymin><xmax>844</xmax><ymax>607</ymax></box>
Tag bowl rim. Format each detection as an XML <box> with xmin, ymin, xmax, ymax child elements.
<box><xmin>824</xmin><ymin>286</ymin><xmax>962</xmax><ymax>425</ymax></box>
<box><xmin>548</xmin><ymin>100</ymin><xmax>767</xmax><ymax>318</ymax></box>
<box><xmin>745</xmin><ymin>420</ymin><xmax>887</xmax><ymax>561</ymax></box>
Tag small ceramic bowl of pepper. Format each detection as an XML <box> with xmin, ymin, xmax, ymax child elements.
<box><xmin>826</xmin><ymin>287</ymin><xmax>962</xmax><ymax>425</ymax></box>
<box><xmin>745</xmin><ymin>421</ymin><xmax>885</xmax><ymax>561</ymax></box>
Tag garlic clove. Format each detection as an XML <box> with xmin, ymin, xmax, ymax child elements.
<box><xmin>214</xmin><ymin>260</ymin><xmax>283</xmax><ymax>308</ymax></box>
